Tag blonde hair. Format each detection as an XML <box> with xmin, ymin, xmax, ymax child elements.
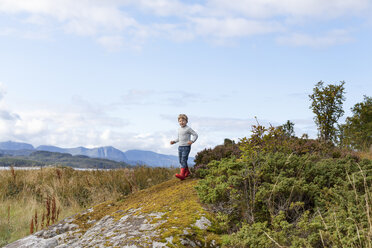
<box><xmin>178</xmin><ymin>114</ymin><xmax>188</xmax><ymax>123</ymax></box>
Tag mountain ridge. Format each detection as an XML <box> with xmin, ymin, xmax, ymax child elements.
<box><xmin>0</xmin><ymin>141</ymin><xmax>194</xmax><ymax>167</ymax></box>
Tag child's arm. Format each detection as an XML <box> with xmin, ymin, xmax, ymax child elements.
<box><xmin>170</xmin><ymin>134</ymin><xmax>179</xmax><ymax>145</ymax></box>
<box><xmin>188</xmin><ymin>128</ymin><xmax>198</xmax><ymax>144</ymax></box>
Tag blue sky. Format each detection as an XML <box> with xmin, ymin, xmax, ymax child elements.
<box><xmin>0</xmin><ymin>0</ymin><xmax>371</xmax><ymax>156</ymax></box>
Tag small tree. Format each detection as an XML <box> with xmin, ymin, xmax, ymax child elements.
<box><xmin>279</xmin><ymin>120</ymin><xmax>295</xmax><ymax>137</ymax></box>
<box><xmin>339</xmin><ymin>95</ymin><xmax>372</xmax><ymax>151</ymax></box>
<box><xmin>309</xmin><ymin>81</ymin><xmax>346</xmax><ymax>143</ymax></box>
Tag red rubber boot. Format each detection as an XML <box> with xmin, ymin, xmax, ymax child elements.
<box><xmin>184</xmin><ymin>167</ymin><xmax>190</xmax><ymax>178</ymax></box>
<box><xmin>175</xmin><ymin>168</ymin><xmax>186</xmax><ymax>180</ymax></box>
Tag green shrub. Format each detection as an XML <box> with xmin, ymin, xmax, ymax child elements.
<box><xmin>193</xmin><ymin>139</ymin><xmax>241</xmax><ymax>178</ymax></box>
<box><xmin>196</xmin><ymin>152</ymin><xmax>372</xmax><ymax>247</ymax></box>
<box><xmin>195</xmin><ymin>124</ymin><xmax>372</xmax><ymax>247</ymax></box>
<box><xmin>194</xmin><ymin>124</ymin><xmax>357</xmax><ymax>180</ymax></box>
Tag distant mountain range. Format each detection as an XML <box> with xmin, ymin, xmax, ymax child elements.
<box><xmin>0</xmin><ymin>150</ymin><xmax>130</xmax><ymax>169</ymax></box>
<box><xmin>0</xmin><ymin>141</ymin><xmax>194</xmax><ymax>167</ymax></box>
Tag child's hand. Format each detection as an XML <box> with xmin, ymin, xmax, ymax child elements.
<box><xmin>187</xmin><ymin>141</ymin><xmax>193</xmax><ymax>145</ymax></box>
<box><xmin>170</xmin><ymin>141</ymin><xmax>175</xmax><ymax>145</ymax></box>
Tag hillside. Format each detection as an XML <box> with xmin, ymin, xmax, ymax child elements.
<box><xmin>5</xmin><ymin>179</ymin><xmax>221</xmax><ymax>248</ymax></box>
<box><xmin>0</xmin><ymin>141</ymin><xmax>34</xmax><ymax>150</ymax></box>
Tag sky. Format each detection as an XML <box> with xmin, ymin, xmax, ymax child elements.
<box><xmin>0</xmin><ymin>0</ymin><xmax>371</xmax><ymax>156</ymax></box>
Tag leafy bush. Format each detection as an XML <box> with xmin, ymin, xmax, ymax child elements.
<box><xmin>194</xmin><ymin>125</ymin><xmax>357</xmax><ymax>180</ymax></box>
<box><xmin>193</xmin><ymin>138</ymin><xmax>241</xmax><ymax>178</ymax></box>
<box><xmin>195</xmin><ymin>124</ymin><xmax>372</xmax><ymax>247</ymax></box>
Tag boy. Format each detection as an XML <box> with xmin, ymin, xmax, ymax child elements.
<box><xmin>170</xmin><ymin>114</ymin><xmax>198</xmax><ymax>180</ymax></box>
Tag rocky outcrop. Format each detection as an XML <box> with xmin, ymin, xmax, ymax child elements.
<box><xmin>5</xmin><ymin>179</ymin><xmax>221</xmax><ymax>248</ymax></box>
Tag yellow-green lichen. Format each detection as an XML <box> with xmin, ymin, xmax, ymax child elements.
<box><xmin>71</xmin><ymin>178</ymin><xmax>222</xmax><ymax>247</ymax></box>
<box><xmin>104</xmin><ymin>240</ymin><xmax>113</xmax><ymax>247</ymax></box>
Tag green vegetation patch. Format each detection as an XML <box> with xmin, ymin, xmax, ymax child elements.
<box><xmin>71</xmin><ymin>178</ymin><xmax>221</xmax><ymax>246</ymax></box>
<box><xmin>194</xmin><ymin>131</ymin><xmax>372</xmax><ymax>247</ymax></box>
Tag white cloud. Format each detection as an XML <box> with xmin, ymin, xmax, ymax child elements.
<box><xmin>205</xmin><ymin>0</ymin><xmax>370</xmax><ymax>19</ymax></box>
<box><xmin>0</xmin><ymin>110</ymin><xmax>20</xmax><ymax>121</ymax></box>
<box><xmin>0</xmin><ymin>90</ymin><xmax>130</xmax><ymax>149</ymax></box>
<box><xmin>192</xmin><ymin>17</ymin><xmax>284</xmax><ymax>38</ymax></box>
<box><xmin>0</xmin><ymin>84</ymin><xmax>20</xmax><ymax>122</ymax></box>
<box><xmin>0</xmin><ymin>0</ymin><xmax>137</xmax><ymax>30</ymax></box>
<box><xmin>0</xmin><ymin>0</ymin><xmax>370</xmax><ymax>48</ymax></box>
<box><xmin>3</xmin><ymin>0</ymin><xmax>366</xmax><ymax>22</ymax></box>
<box><xmin>0</xmin><ymin>0</ymin><xmax>140</xmax><ymax>47</ymax></box>
<box><xmin>0</xmin><ymin>107</ymin><xmax>128</xmax><ymax>149</ymax></box>
<box><xmin>131</xmin><ymin>0</ymin><xmax>204</xmax><ymax>17</ymax></box>
<box><xmin>276</xmin><ymin>29</ymin><xmax>354</xmax><ymax>47</ymax></box>
<box><xmin>15</xmin><ymin>116</ymin><xmax>47</xmax><ymax>136</ymax></box>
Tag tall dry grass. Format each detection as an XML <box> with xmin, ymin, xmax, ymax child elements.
<box><xmin>359</xmin><ymin>151</ymin><xmax>372</xmax><ymax>160</ymax></box>
<box><xmin>0</xmin><ymin>166</ymin><xmax>178</xmax><ymax>246</ymax></box>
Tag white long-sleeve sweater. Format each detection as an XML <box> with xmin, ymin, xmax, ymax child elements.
<box><xmin>173</xmin><ymin>125</ymin><xmax>198</xmax><ymax>146</ymax></box>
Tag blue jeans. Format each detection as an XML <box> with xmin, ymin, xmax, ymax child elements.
<box><xmin>178</xmin><ymin>146</ymin><xmax>191</xmax><ymax>169</ymax></box>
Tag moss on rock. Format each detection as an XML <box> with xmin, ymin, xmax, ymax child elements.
<box><xmin>5</xmin><ymin>179</ymin><xmax>222</xmax><ymax>247</ymax></box>
<box><xmin>70</xmin><ymin>178</ymin><xmax>221</xmax><ymax>247</ymax></box>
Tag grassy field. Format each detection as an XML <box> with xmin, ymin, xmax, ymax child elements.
<box><xmin>0</xmin><ymin>166</ymin><xmax>179</xmax><ymax>246</ymax></box>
